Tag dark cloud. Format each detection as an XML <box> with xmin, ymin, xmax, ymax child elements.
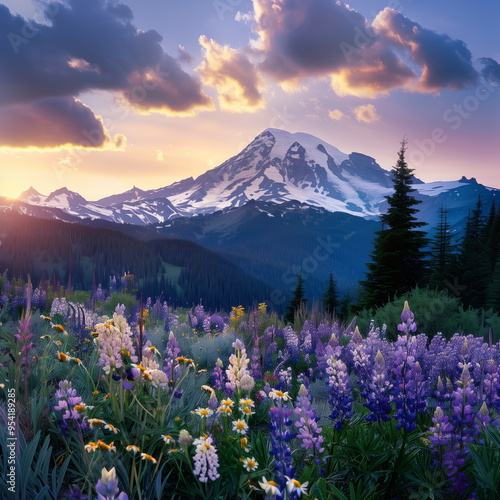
<box><xmin>374</xmin><ymin>9</ymin><xmax>478</xmax><ymax>92</ymax></box>
<box><xmin>0</xmin><ymin>97</ymin><xmax>123</xmax><ymax>149</ymax></box>
<box><xmin>252</xmin><ymin>0</ymin><xmax>479</xmax><ymax>96</ymax></box>
<box><xmin>124</xmin><ymin>53</ymin><xmax>215</xmax><ymax>114</ymax></box>
<box><xmin>0</xmin><ymin>0</ymin><xmax>212</xmax><ymax>113</ymax></box>
<box><xmin>255</xmin><ymin>0</ymin><xmax>372</xmax><ymax>81</ymax></box>
<box><xmin>178</xmin><ymin>45</ymin><xmax>195</xmax><ymax>64</ymax></box>
<box><xmin>480</xmin><ymin>57</ymin><xmax>500</xmax><ymax>86</ymax></box>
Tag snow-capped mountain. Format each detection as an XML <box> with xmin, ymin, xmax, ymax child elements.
<box><xmin>94</xmin><ymin>129</ymin><xmax>396</xmax><ymax>218</ymax></box>
<box><xmin>157</xmin><ymin>128</ymin><xmax>396</xmax><ymax>218</ymax></box>
<box><xmin>7</xmin><ymin>187</ymin><xmax>185</xmax><ymax>224</ymax></box>
<box><xmin>4</xmin><ymin>128</ymin><xmax>499</xmax><ymax>226</ymax></box>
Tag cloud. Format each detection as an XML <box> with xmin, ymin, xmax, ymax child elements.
<box><xmin>328</xmin><ymin>109</ymin><xmax>346</xmax><ymax>121</ymax></box>
<box><xmin>353</xmin><ymin>104</ymin><xmax>380</xmax><ymax>123</ymax></box>
<box><xmin>197</xmin><ymin>36</ymin><xmax>265</xmax><ymax>112</ymax></box>
<box><xmin>480</xmin><ymin>57</ymin><xmax>500</xmax><ymax>86</ymax></box>
<box><xmin>0</xmin><ymin>97</ymin><xmax>124</xmax><ymax>150</ymax></box>
<box><xmin>373</xmin><ymin>9</ymin><xmax>478</xmax><ymax>92</ymax></box>
<box><xmin>251</xmin><ymin>0</ymin><xmax>479</xmax><ymax>97</ymax></box>
<box><xmin>178</xmin><ymin>45</ymin><xmax>195</xmax><ymax>64</ymax></box>
<box><xmin>0</xmin><ymin>1</ymin><xmax>212</xmax><ymax>118</ymax></box>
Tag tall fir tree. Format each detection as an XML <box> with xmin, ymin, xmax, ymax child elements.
<box><xmin>359</xmin><ymin>139</ymin><xmax>429</xmax><ymax>308</ymax></box>
<box><xmin>285</xmin><ymin>274</ymin><xmax>305</xmax><ymax>323</ymax></box>
<box><xmin>486</xmin><ymin>249</ymin><xmax>500</xmax><ymax>313</ymax></box>
<box><xmin>454</xmin><ymin>196</ymin><xmax>490</xmax><ymax>309</ymax></box>
<box><xmin>322</xmin><ymin>272</ymin><xmax>339</xmax><ymax>315</ymax></box>
<box><xmin>485</xmin><ymin>199</ymin><xmax>500</xmax><ymax>272</ymax></box>
<box><xmin>428</xmin><ymin>207</ymin><xmax>456</xmax><ymax>290</ymax></box>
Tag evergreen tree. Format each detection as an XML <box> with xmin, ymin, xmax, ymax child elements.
<box><xmin>359</xmin><ymin>140</ymin><xmax>429</xmax><ymax>308</ymax></box>
<box><xmin>322</xmin><ymin>272</ymin><xmax>339</xmax><ymax>315</ymax></box>
<box><xmin>428</xmin><ymin>207</ymin><xmax>456</xmax><ymax>290</ymax></box>
<box><xmin>454</xmin><ymin>196</ymin><xmax>490</xmax><ymax>309</ymax></box>
<box><xmin>485</xmin><ymin>200</ymin><xmax>500</xmax><ymax>271</ymax></box>
<box><xmin>285</xmin><ymin>274</ymin><xmax>305</xmax><ymax>323</ymax></box>
<box><xmin>486</xmin><ymin>249</ymin><xmax>500</xmax><ymax>313</ymax></box>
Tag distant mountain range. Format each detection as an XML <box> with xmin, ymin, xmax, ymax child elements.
<box><xmin>1</xmin><ymin>128</ymin><xmax>498</xmax><ymax>305</ymax></box>
<box><xmin>2</xmin><ymin>128</ymin><xmax>497</xmax><ymax>230</ymax></box>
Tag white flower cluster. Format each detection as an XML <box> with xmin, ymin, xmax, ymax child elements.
<box><xmin>147</xmin><ymin>369</ymin><xmax>169</xmax><ymax>389</ymax></box>
<box><xmin>95</xmin><ymin>313</ymin><xmax>138</xmax><ymax>374</ymax></box>
<box><xmin>226</xmin><ymin>339</ymin><xmax>255</xmax><ymax>393</ymax></box>
<box><xmin>192</xmin><ymin>435</ymin><xmax>220</xmax><ymax>483</ymax></box>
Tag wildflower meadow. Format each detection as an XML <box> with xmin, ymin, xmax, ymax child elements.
<box><xmin>1</xmin><ymin>279</ymin><xmax>500</xmax><ymax>499</ymax></box>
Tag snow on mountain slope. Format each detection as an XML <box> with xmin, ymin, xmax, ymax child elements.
<box><xmin>10</xmin><ymin>129</ymin><xmax>499</xmax><ymax>226</ymax></box>
<box><xmin>159</xmin><ymin>129</ymin><xmax>394</xmax><ymax>218</ymax></box>
<box><xmin>11</xmin><ymin>188</ymin><xmax>185</xmax><ymax>224</ymax></box>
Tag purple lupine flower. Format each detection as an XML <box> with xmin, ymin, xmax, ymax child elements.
<box><xmin>208</xmin><ymin>314</ymin><xmax>225</xmax><ymax>333</ymax></box>
<box><xmin>93</xmin><ymin>284</ymin><xmax>106</xmax><ymax>302</ymax></box>
<box><xmin>326</xmin><ymin>354</ymin><xmax>352</xmax><ymax>431</ymax></box>
<box><xmin>294</xmin><ymin>384</ymin><xmax>324</xmax><ymax>455</ymax></box>
<box><xmin>250</xmin><ymin>339</ymin><xmax>263</xmax><ymax>380</ymax></box>
<box><xmin>283</xmin><ymin>326</ymin><xmax>300</xmax><ymax>363</ymax></box>
<box><xmin>391</xmin><ymin>335</ymin><xmax>429</xmax><ymax>432</ymax></box>
<box><xmin>31</xmin><ymin>287</ymin><xmax>46</xmax><ymax>309</ymax></box>
<box><xmin>211</xmin><ymin>358</ymin><xmax>226</xmax><ymax>391</ymax></box>
<box><xmin>482</xmin><ymin>359</ymin><xmax>500</xmax><ymax>413</ymax></box>
<box><xmin>269</xmin><ymin>401</ymin><xmax>296</xmax><ymax>497</ymax></box>
<box><xmin>14</xmin><ymin>315</ymin><xmax>34</xmax><ymax>367</ymax></box>
<box><xmin>397</xmin><ymin>301</ymin><xmax>417</xmax><ymax>334</ymax></box>
<box><xmin>95</xmin><ymin>467</ymin><xmax>128</xmax><ymax>500</ymax></box>
<box><xmin>475</xmin><ymin>402</ymin><xmax>491</xmax><ymax>433</ymax></box>
<box><xmin>362</xmin><ymin>350</ymin><xmax>393</xmax><ymax>423</ymax></box>
<box><xmin>53</xmin><ymin>380</ymin><xmax>89</xmax><ymax>430</ymax></box>
<box><xmin>151</xmin><ymin>298</ymin><xmax>164</xmax><ymax>320</ymax></box>
<box><xmin>163</xmin><ymin>331</ymin><xmax>181</xmax><ymax>388</ymax></box>
<box><xmin>450</xmin><ymin>366</ymin><xmax>478</xmax><ymax>444</ymax></box>
<box><xmin>164</xmin><ymin>311</ymin><xmax>179</xmax><ymax>332</ymax></box>
<box><xmin>434</xmin><ymin>365</ymin><xmax>479</xmax><ymax>493</ymax></box>
<box><xmin>278</xmin><ymin>367</ymin><xmax>293</xmax><ymax>391</ymax></box>
<box><xmin>202</xmin><ymin>318</ymin><xmax>211</xmax><ymax>333</ymax></box>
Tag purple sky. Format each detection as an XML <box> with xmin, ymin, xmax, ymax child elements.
<box><xmin>1</xmin><ymin>0</ymin><xmax>499</xmax><ymax>200</ymax></box>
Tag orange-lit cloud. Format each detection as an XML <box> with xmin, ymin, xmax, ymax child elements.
<box><xmin>328</xmin><ymin>109</ymin><xmax>346</xmax><ymax>121</ymax></box>
<box><xmin>251</xmin><ymin>0</ymin><xmax>479</xmax><ymax>97</ymax></box>
<box><xmin>197</xmin><ymin>36</ymin><xmax>265</xmax><ymax>112</ymax></box>
<box><xmin>0</xmin><ymin>97</ymin><xmax>125</xmax><ymax>150</ymax></box>
<box><xmin>353</xmin><ymin>104</ymin><xmax>380</xmax><ymax>123</ymax></box>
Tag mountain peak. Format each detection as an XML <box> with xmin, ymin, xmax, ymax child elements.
<box><xmin>18</xmin><ymin>186</ymin><xmax>43</xmax><ymax>201</ymax></box>
<box><xmin>259</xmin><ymin>128</ymin><xmax>350</xmax><ymax>167</ymax></box>
<box><xmin>45</xmin><ymin>188</ymin><xmax>88</xmax><ymax>207</ymax></box>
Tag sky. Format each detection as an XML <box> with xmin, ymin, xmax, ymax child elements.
<box><xmin>0</xmin><ymin>0</ymin><xmax>499</xmax><ymax>201</ymax></box>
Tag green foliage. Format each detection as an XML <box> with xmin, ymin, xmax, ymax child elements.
<box><xmin>191</xmin><ymin>333</ymin><xmax>237</xmax><ymax>368</ymax></box>
<box><xmin>357</xmin><ymin>287</ymin><xmax>500</xmax><ymax>341</ymax></box>
<box><xmin>0</xmin><ymin>429</ymin><xmax>70</xmax><ymax>500</ymax></box>
<box><xmin>468</xmin><ymin>426</ymin><xmax>500</xmax><ymax>500</ymax></box>
<box><xmin>105</xmin><ymin>292</ymin><xmax>137</xmax><ymax>315</ymax></box>
<box><xmin>65</xmin><ymin>290</ymin><xmax>91</xmax><ymax>305</ymax></box>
